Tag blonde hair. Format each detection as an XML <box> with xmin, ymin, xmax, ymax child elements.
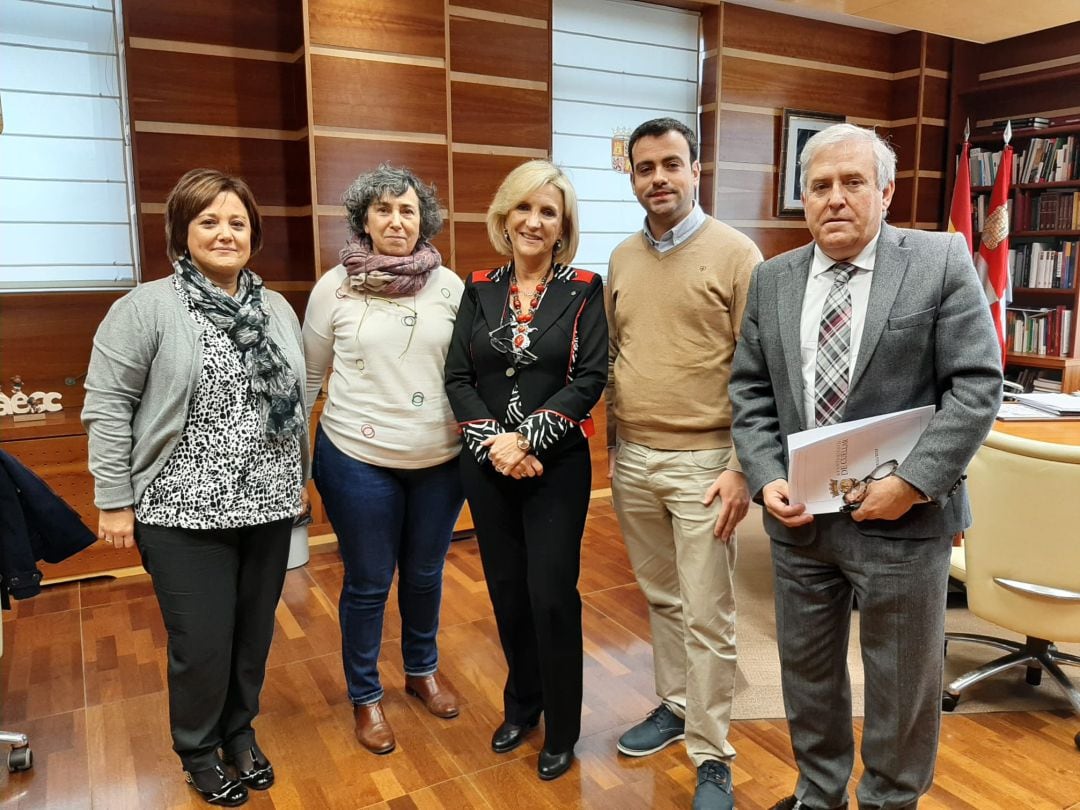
<box><xmin>485</xmin><ymin>160</ymin><xmax>580</xmax><ymax>266</ymax></box>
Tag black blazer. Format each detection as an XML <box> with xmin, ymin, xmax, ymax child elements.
<box><xmin>445</xmin><ymin>263</ymin><xmax>608</xmax><ymax>459</ymax></box>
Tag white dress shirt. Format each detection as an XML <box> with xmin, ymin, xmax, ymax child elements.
<box><xmin>799</xmin><ymin>229</ymin><xmax>882</xmax><ymax>425</ymax></box>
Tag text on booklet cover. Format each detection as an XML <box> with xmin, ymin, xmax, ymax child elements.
<box><xmin>787</xmin><ymin>405</ymin><xmax>935</xmax><ymax>514</ymax></box>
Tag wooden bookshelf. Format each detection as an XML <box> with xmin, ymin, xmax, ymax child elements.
<box><xmin>947</xmin><ymin>27</ymin><xmax>1080</xmax><ymax>392</ymax></box>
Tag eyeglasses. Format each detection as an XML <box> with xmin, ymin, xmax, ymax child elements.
<box><xmin>488</xmin><ymin>322</ymin><xmax>538</xmax><ymax>367</ymax></box>
<box><xmin>838</xmin><ymin>459</ymin><xmax>899</xmax><ymax>513</ymax></box>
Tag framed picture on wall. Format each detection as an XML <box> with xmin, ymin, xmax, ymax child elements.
<box><xmin>777</xmin><ymin>109</ymin><xmax>846</xmax><ymax>217</ymax></box>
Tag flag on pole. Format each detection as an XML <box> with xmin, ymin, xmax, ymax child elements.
<box><xmin>975</xmin><ymin>121</ymin><xmax>1013</xmax><ymax>364</ymax></box>
<box><xmin>948</xmin><ymin>121</ymin><xmax>973</xmax><ymax>254</ymax></box>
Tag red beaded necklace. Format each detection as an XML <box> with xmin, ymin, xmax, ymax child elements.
<box><xmin>508</xmin><ymin>268</ymin><xmax>551</xmax><ymax>351</ymax></box>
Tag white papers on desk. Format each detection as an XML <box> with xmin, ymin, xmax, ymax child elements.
<box><xmin>997</xmin><ymin>402</ymin><xmax>1080</xmax><ymax>421</ymax></box>
<box><xmin>1013</xmin><ymin>393</ymin><xmax>1080</xmax><ymax>416</ymax></box>
<box><xmin>787</xmin><ymin>405</ymin><xmax>935</xmax><ymax>514</ymax></box>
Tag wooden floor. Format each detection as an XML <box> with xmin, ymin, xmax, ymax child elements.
<box><xmin>2</xmin><ymin>496</ymin><xmax>1079</xmax><ymax>809</ymax></box>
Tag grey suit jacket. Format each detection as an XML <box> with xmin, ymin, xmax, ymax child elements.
<box><xmin>730</xmin><ymin>223</ymin><xmax>1003</xmax><ymax>544</ymax></box>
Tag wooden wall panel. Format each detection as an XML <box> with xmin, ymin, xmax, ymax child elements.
<box><xmin>454</xmin><ymin>223</ymin><xmax>503</xmax><ymax>275</ymax></box>
<box><xmin>888</xmin><ymin>125</ymin><xmax>918</xmax><ymax>169</ymax></box>
<box><xmin>318</xmin><ymin>217</ymin><xmax>353</xmax><ymax>272</ymax></box>
<box><xmin>449</xmin><ymin>17</ymin><xmax>549</xmax><ymax>81</ymax></box>
<box><xmin>722</xmin><ymin>3</ymin><xmax>894</xmax><ymax>71</ymax></box>
<box><xmin>314</xmin><ymin>139</ymin><xmax>451</xmax><ymax>208</ymax></box>
<box><xmin>891</xmin><ymin>30</ymin><xmax>925</xmax><ymax>72</ymax></box>
<box><xmin>699</xmin><ymin>108</ymin><xmax>717</xmax><ymax>165</ymax></box>
<box><xmin>924</xmin><ymin>35</ymin><xmax>952</xmax><ymax>71</ymax></box>
<box><xmin>967</xmin><ymin>81</ymin><xmax>1080</xmax><ymax>123</ymax></box>
<box><xmin>702</xmin><ymin>5</ymin><xmax>720</xmax><ymax>52</ymax></box>
<box><xmin>450</xmin><ymin>83</ymin><xmax>549</xmax><ymax>149</ymax></box>
<box><xmin>310</xmin><ymin>57</ymin><xmax>447</xmax><ymax>133</ymax></box>
<box><xmin>716</xmin><ymin>110</ymin><xmax>773</xmax><ymax>165</ymax></box>
<box><xmin>452</xmin><ymin>153</ymin><xmax>530</xmax><ymax>213</ymax></box>
<box><xmin>701</xmin><ymin>54</ymin><xmax>719</xmax><ymax>106</ymax></box>
<box><xmin>708</xmin><ymin>5</ymin><xmax>955</xmax><ymax>246</ymax></box>
<box><xmin>459</xmin><ymin>0</ymin><xmax>550</xmax><ymax>20</ymax></box>
<box><xmin>918</xmin><ymin>126</ymin><xmax>947</xmax><ymax>172</ymax></box>
<box><xmin>123</xmin><ymin>0</ymin><xmax>304</xmax><ymax>52</ymax></box>
<box><xmin>890</xmin><ymin>76</ymin><xmax>923</xmax><ymax>123</ymax></box>
<box><xmin>138</xmin><ymin>214</ymin><xmax>315</xmax><ymax>283</ymax></box>
<box><xmin>309</xmin><ymin>0</ymin><xmax>445</xmax><ymax>56</ymax></box>
<box><xmin>721</xmin><ymin>59</ymin><xmax>891</xmax><ymax>121</ymax></box>
<box><xmin>127</xmin><ymin>50</ymin><xmax>306</xmax><ymax>129</ymax></box>
<box><xmin>973</xmin><ymin>21</ymin><xmax>1080</xmax><ymax>75</ymax></box>
<box><xmin>712</xmin><ymin>169</ymin><xmax>774</xmax><ymax>221</ymax></box>
<box><xmin>915</xmin><ymin>177</ymin><xmax>945</xmax><ymax>224</ymax></box>
<box><xmin>699</xmin><ymin>170</ymin><xmax>715</xmax><ymax>218</ymax></box>
<box><xmin>737</xmin><ymin>227</ymin><xmax>810</xmax><ymax>260</ymax></box>
<box><xmin>0</xmin><ymin>294</ymin><xmax>121</xmax><ymax>407</ymax></box>
<box><xmin>132</xmin><ymin>133</ymin><xmax>311</xmax><ymax>207</ymax></box>
<box><xmin>922</xmin><ymin>76</ymin><xmax>949</xmax><ymax>118</ymax></box>
<box><xmin>890</xmin><ymin>181</ymin><xmax>913</xmax><ymax>223</ymax></box>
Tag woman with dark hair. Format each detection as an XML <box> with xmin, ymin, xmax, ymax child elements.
<box><xmin>303</xmin><ymin>163</ymin><xmax>465</xmax><ymax>754</ymax></box>
<box><xmin>444</xmin><ymin>160</ymin><xmax>607</xmax><ymax>781</ymax></box>
<box><xmin>83</xmin><ymin>169</ymin><xmax>308</xmax><ymax>806</ymax></box>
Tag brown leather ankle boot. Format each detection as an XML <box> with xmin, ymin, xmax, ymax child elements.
<box><xmin>404</xmin><ymin>672</ymin><xmax>460</xmax><ymax>718</ymax></box>
<box><xmin>353</xmin><ymin>702</ymin><xmax>395</xmax><ymax>754</ymax></box>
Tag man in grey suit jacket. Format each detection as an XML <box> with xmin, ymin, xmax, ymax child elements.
<box><xmin>729</xmin><ymin>124</ymin><xmax>1002</xmax><ymax>810</ymax></box>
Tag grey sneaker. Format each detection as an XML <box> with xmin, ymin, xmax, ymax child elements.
<box><xmin>616</xmin><ymin>704</ymin><xmax>686</xmax><ymax>756</ymax></box>
<box><xmin>692</xmin><ymin>760</ymin><xmax>734</xmax><ymax>810</ymax></box>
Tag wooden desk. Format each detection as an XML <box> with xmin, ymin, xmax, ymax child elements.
<box><xmin>992</xmin><ymin>419</ymin><xmax>1080</xmax><ymax>445</ymax></box>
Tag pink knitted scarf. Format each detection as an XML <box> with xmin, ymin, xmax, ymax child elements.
<box><xmin>339</xmin><ymin>238</ymin><xmax>442</xmax><ymax>297</ymax></box>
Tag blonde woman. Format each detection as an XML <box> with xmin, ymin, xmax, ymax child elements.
<box><xmin>444</xmin><ymin>160</ymin><xmax>607</xmax><ymax>781</ymax></box>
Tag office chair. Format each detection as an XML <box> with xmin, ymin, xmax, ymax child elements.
<box><xmin>942</xmin><ymin>431</ymin><xmax>1080</xmax><ymax>751</ymax></box>
<box><xmin>0</xmin><ymin>611</ymin><xmax>33</xmax><ymax>771</ymax></box>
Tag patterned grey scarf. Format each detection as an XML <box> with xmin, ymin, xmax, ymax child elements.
<box><xmin>174</xmin><ymin>256</ymin><xmax>304</xmax><ymax>441</ymax></box>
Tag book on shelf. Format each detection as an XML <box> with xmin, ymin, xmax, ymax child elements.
<box><xmin>977</xmin><ymin>117</ymin><xmax>1049</xmax><ymax>135</ymax></box>
<box><xmin>1015</xmin><ymin>135</ymin><xmax>1079</xmax><ymax>183</ymax></box>
<box><xmin>1033</xmin><ymin>377</ymin><xmax>1065</xmax><ymax>393</ymax></box>
<box><xmin>1005</xmin><ymin>306</ymin><xmax>1073</xmax><ymax>357</ymax></box>
<box><xmin>1006</xmin><ymin>367</ymin><xmax>1064</xmax><ymax>393</ymax></box>
<box><xmin>1008</xmin><ymin>239</ymin><xmax>1078</xmax><ymax>289</ymax></box>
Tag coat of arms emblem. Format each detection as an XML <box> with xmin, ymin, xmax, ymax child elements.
<box><xmin>611</xmin><ymin>127</ymin><xmax>631</xmax><ymax>174</ymax></box>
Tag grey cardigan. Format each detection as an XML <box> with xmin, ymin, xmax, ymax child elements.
<box><xmin>82</xmin><ymin>277</ymin><xmax>310</xmax><ymax>511</ymax></box>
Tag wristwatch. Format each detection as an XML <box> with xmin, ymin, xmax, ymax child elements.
<box><xmin>515</xmin><ymin>433</ymin><xmax>532</xmax><ymax>452</ymax></box>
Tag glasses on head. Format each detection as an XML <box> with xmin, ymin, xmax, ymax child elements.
<box><xmin>838</xmin><ymin>459</ymin><xmax>899</xmax><ymax>513</ymax></box>
<box><xmin>488</xmin><ymin>322</ymin><xmax>538</xmax><ymax>367</ymax></box>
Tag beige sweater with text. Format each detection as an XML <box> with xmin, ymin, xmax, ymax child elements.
<box><xmin>605</xmin><ymin>217</ymin><xmax>762</xmax><ymax>468</ymax></box>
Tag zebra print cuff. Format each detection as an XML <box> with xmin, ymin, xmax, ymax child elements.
<box><xmin>517</xmin><ymin>411</ymin><xmax>575</xmax><ymax>455</ymax></box>
<box><xmin>461</xmin><ymin>421</ymin><xmax>503</xmax><ymax>464</ymax></box>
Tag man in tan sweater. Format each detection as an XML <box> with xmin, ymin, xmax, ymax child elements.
<box><xmin>606</xmin><ymin>118</ymin><xmax>763</xmax><ymax>810</ymax></box>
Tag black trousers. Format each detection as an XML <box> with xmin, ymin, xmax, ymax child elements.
<box><xmin>460</xmin><ymin>442</ymin><xmax>590</xmax><ymax>753</ymax></box>
<box><xmin>136</xmin><ymin>518</ymin><xmax>291</xmax><ymax>771</ymax></box>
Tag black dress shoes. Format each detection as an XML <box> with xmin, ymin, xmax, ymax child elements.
<box><xmin>538</xmin><ymin>748</ymin><xmax>574</xmax><ymax>781</ymax></box>
<box><xmin>491</xmin><ymin>718</ymin><xmax>539</xmax><ymax>753</ymax></box>
<box><xmin>769</xmin><ymin>796</ymin><xmax>848</xmax><ymax>810</ymax></box>
<box><xmin>185</xmin><ymin>764</ymin><xmax>248</xmax><ymax>807</ymax></box>
<box><xmin>226</xmin><ymin>745</ymin><xmax>274</xmax><ymax>790</ymax></box>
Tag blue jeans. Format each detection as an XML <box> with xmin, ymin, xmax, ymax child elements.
<box><xmin>313</xmin><ymin>427</ymin><xmax>464</xmax><ymax>705</ymax></box>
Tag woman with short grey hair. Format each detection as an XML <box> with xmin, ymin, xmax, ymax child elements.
<box><xmin>303</xmin><ymin>163</ymin><xmax>465</xmax><ymax>755</ymax></box>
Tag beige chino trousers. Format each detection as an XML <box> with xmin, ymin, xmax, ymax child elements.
<box><xmin>612</xmin><ymin>440</ymin><xmax>738</xmax><ymax>767</ymax></box>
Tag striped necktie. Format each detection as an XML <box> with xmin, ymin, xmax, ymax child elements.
<box><xmin>814</xmin><ymin>262</ymin><xmax>856</xmax><ymax>427</ymax></box>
